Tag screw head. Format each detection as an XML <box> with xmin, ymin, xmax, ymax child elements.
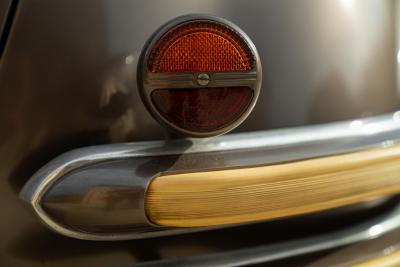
<box><xmin>196</xmin><ymin>73</ymin><xmax>210</xmax><ymax>86</ymax></box>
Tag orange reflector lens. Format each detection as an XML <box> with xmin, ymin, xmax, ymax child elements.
<box><xmin>151</xmin><ymin>87</ymin><xmax>253</xmax><ymax>132</ymax></box>
<box><xmin>147</xmin><ymin>20</ymin><xmax>255</xmax><ymax>72</ymax></box>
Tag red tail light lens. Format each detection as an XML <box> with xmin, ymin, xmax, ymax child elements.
<box><xmin>138</xmin><ymin>16</ymin><xmax>261</xmax><ymax>137</ymax></box>
<box><xmin>151</xmin><ymin>87</ymin><xmax>253</xmax><ymax>132</ymax></box>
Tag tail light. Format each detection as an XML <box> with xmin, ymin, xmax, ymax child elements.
<box><xmin>138</xmin><ymin>15</ymin><xmax>262</xmax><ymax>137</ymax></box>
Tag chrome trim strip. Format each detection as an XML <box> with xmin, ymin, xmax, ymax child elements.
<box><xmin>19</xmin><ymin>111</ymin><xmax>400</xmax><ymax>240</ymax></box>
<box><xmin>130</xmin><ymin>198</ymin><xmax>400</xmax><ymax>267</ymax></box>
<box><xmin>145</xmin><ymin>71</ymin><xmax>257</xmax><ymax>91</ymax></box>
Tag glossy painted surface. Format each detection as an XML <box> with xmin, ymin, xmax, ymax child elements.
<box><xmin>0</xmin><ymin>0</ymin><xmax>12</xmax><ymax>41</ymax></box>
<box><xmin>0</xmin><ymin>0</ymin><xmax>400</xmax><ymax>266</ymax></box>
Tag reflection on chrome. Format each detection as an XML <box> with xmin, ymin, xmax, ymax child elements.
<box><xmin>394</xmin><ymin>111</ymin><xmax>400</xmax><ymax>122</ymax></box>
<box><xmin>364</xmin><ymin>123</ymin><xmax>380</xmax><ymax>135</ymax></box>
<box><xmin>381</xmin><ymin>140</ymin><xmax>396</xmax><ymax>148</ymax></box>
<box><xmin>383</xmin><ymin>246</ymin><xmax>396</xmax><ymax>255</ymax></box>
<box><xmin>397</xmin><ymin>50</ymin><xmax>400</xmax><ymax>65</ymax></box>
<box><xmin>368</xmin><ymin>225</ymin><xmax>384</xmax><ymax>238</ymax></box>
<box><xmin>350</xmin><ymin>120</ymin><xmax>363</xmax><ymax>129</ymax></box>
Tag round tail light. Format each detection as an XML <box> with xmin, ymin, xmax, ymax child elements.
<box><xmin>138</xmin><ymin>15</ymin><xmax>262</xmax><ymax>137</ymax></box>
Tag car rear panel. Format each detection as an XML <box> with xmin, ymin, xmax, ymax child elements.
<box><xmin>1</xmin><ymin>0</ymin><xmax>400</xmax><ymax>266</ymax></box>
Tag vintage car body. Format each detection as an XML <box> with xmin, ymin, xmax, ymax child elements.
<box><xmin>0</xmin><ymin>0</ymin><xmax>400</xmax><ymax>266</ymax></box>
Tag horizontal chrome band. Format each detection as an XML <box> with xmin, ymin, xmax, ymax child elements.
<box><xmin>144</xmin><ymin>71</ymin><xmax>257</xmax><ymax>91</ymax></box>
<box><xmin>130</xmin><ymin>198</ymin><xmax>400</xmax><ymax>267</ymax></box>
<box><xmin>20</xmin><ymin>111</ymin><xmax>400</xmax><ymax>240</ymax></box>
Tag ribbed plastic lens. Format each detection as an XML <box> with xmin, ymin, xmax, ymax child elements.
<box><xmin>147</xmin><ymin>20</ymin><xmax>255</xmax><ymax>72</ymax></box>
<box><xmin>151</xmin><ymin>87</ymin><xmax>253</xmax><ymax>132</ymax></box>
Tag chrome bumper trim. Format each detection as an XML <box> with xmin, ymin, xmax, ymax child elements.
<box><xmin>19</xmin><ymin>111</ymin><xmax>400</xmax><ymax>240</ymax></box>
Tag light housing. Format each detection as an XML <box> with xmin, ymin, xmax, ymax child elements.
<box><xmin>138</xmin><ymin>15</ymin><xmax>262</xmax><ymax>137</ymax></box>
